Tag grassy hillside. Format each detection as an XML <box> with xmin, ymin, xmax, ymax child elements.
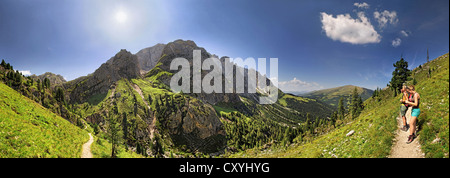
<box><xmin>230</xmin><ymin>88</ymin><xmax>398</xmax><ymax>158</ymax></box>
<box><xmin>230</xmin><ymin>53</ymin><xmax>448</xmax><ymax>158</ymax></box>
<box><xmin>0</xmin><ymin>82</ymin><xmax>89</xmax><ymax>158</ymax></box>
<box><xmin>301</xmin><ymin>85</ymin><xmax>374</xmax><ymax>108</ymax></box>
<box><xmin>411</xmin><ymin>53</ymin><xmax>449</xmax><ymax>158</ymax></box>
<box><xmin>214</xmin><ymin>91</ymin><xmax>336</xmax><ymax>153</ymax></box>
<box><xmin>277</xmin><ymin>93</ymin><xmax>334</xmax><ymax>120</ymax></box>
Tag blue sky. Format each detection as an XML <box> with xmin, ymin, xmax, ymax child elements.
<box><xmin>0</xmin><ymin>0</ymin><xmax>448</xmax><ymax>92</ymax></box>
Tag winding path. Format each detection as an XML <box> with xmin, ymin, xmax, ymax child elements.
<box><xmin>81</xmin><ymin>133</ymin><xmax>94</xmax><ymax>158</ymax></box>
<box><xmin>389</xmin><ymin>107</ymin><xmax>425</xmax><ymax>158</ymax></box>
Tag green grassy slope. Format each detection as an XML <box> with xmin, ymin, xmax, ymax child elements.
<box><xmin>0</xmin><ymin>82</ymin><xmax>89</xmax><ymax>158</ymax></box>
<box><xmin>231</xmin><ymin>89</ymin><xmax>398</xmax><ymax>158</ymax></box>
<box><xmin>231</xmin><ymin>53</ymin><xmax>448</xmax><ymax>158</ymax></box>
<box><xmin>411</xmin><ymin>53</ymin><xmax>449</xmax><ymax>158</ymax></box>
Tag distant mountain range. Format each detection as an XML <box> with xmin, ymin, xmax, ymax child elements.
<box><xmin>56</xmin><ymin>39</ymin><xmax>335</xmax><ymax>154</ymax></box>
<box><xmin>0</xmin><ymin>39</ymin><xmax>360</xmax><ymax>157</ymax></box>
<box><xmin>1</xmin><ymin>39</ymin><xmax>447</xmax><ymax>158</ymax></box>
<box><xmin>299</xmin><ymin>85</ymin><xmax>374</xmax><ymax>108</ymax></box>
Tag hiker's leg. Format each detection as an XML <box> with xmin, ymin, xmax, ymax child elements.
<box><xmin>409</xmin><ymin>116</ymin><xmax>417</xmax><ymax>136</ymax></box>
<box><xmin>400</xmin><ymin>105</ymin><xmax>408</xmax><ymax>127</ymax></box>
<box><xmin>402</xmin><ymin>116</ymin><xmax>407</xmax><ymax>126</ymax></box>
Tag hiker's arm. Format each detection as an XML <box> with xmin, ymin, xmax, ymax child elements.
<box><xmin>406</xmin><ymin>94</ymin><xmax>419</xmax><ymax>107</ymax></box>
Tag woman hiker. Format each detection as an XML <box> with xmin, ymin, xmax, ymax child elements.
<box><xmin>399</xmin><ymin>84</ymin><xmax>409</xmax><ymax>131</ymax></box>
<box><xmin>404</xmin><ymin>85</ymin><xmax>420</xmax><ymax>144</ymax></box>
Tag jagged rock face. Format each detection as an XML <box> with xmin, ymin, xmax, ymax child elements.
<box><xmin>104</xmin><ymin>49</ymin><xmax>141</xmax><ymax>80</ymax></box>
<box><xmin>157</xmin><ymin>40</ymin><xmax>242</xmax><ymax>105</ymax></box>
<box><xmin>135</xmin><ymin>43</ymin><xmax>166</xmax><ymax>73</ymax></box>
<box><xmin>68</xmin><ymin>49</ymin><xmax>141</xmax><ymax>104</ymax></box>
<box><xmin>162</xmin><ymin>97</ymin><xmax>226</xmax><ymax>153</ymax></box>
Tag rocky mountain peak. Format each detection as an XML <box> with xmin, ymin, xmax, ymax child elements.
<box><xmin>68</xmin><ymin>49</ymin><xmax>141</xmax><ymax>104</ymax></box>
<box><xmin>135</xmin><ymin>43</ymin><xmax>166</xmax><ymax>73</ymax></box>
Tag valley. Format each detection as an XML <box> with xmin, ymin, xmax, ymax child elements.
<box><xmin>0</xmin><ymin>40</ymin><xmax>448</xmax><ymax>158</ymax></box>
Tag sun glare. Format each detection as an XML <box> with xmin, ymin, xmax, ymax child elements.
<box><xmin>115</xmin><ymin>11</ymin><xmax>127</xmax><ymax>23</ymax></box>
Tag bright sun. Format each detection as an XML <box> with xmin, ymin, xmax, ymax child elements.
<box><xmin>115</xmin><ymin>11</ymin><xmax>127</xmax><ymax>23</ymax></box>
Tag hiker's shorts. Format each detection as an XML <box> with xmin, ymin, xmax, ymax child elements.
<box><xmin>400</xmin><ymin>105</ymin><xmax>407</xmax><ymax>117</ymax></box>
<box><xmin>411</xmin><ymin>108</ymin><xmax>421</xmax><ymax>117</ymax></box>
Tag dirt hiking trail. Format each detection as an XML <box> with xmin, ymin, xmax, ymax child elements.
<box><xmin>81</xmin><ymin>133</ymin><xmax>94</xmax><ymax>158</ymax></box>
<box><xmin>389</xmin><ymin>107</ymin><xmax>425</xmax><ymax>158</ymax></box>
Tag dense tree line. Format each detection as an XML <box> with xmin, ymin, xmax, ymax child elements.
<box><xmin>328</xmin><ymin>87</ymin><xmax>364</xmax><ymax>125</ymax></box>
<box><xmin>221</xmin><ymin>108</ymin><xmax>343</xmax><ymax>151</ymax></box>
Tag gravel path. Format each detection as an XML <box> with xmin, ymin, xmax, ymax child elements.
<box><xmin>389</xmin><ymin>107</ymin><xmax>425</xmax><ymax>158</ymax></box>
<box><xmin>81</xmin><ymin>133</ymin><xmax>94</xmax><ymax>158</ymax></box>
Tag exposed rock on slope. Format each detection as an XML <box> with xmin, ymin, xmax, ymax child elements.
<box><xmin>67</xmin><ymin>49</ymin><xmax>141</xmax><ymax>104</ymax></box>
<box><xmin>135</xmin><ymin>43</ymin><xmax>166</xmax><ymax>73</ymax></box>
<box><xmin>155</xmin><ymin>39</ymin><xmax>252</xmax><ymax>105</ymax></box>
<box><xmin>158</xmin><ymin>95</ymin><xmax>226</xmax><ymax>153</ymax></box>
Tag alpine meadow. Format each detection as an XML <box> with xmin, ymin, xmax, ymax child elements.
<box><xmin>0</xmin><ymin>0</ymin><xmax>448</xmax><ymax>161</ymax></box>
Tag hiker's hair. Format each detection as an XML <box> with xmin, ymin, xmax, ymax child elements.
<box><xmin>408</xmin><ymin>85</ymin><xmax>415</xmax><ymax>91</ymax></box>
<box><xmin>401</xmin><ymin>85</ymin><xmax>407</xmax><ymax>93</ymax></box>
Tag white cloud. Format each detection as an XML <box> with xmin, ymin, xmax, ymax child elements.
<box><xmin>392</xmin><ymin>38</ymin><xmax>401</xmax><ymax>47</ymax></box>
<box><xmin>374</xmin><ymin>10</ymin><xmax>398</xmax><ymax>29</ymax></box>
<box><xmin>400</xmin><ymin>30</ymin><xmax>409</xmax><ymax>37</ymax></box>
<box><xmin>354</xmin><ymin>2</ymin><xmax>370</xmax><ymax>9</ymax></box>
<box><xmin>278</xmin><ymin>77</ymin><xmax>324</xmax><ymax>92</ymax></box>
<box><xmin>320</xmin><ymin>12</ymin><xmax>381</xmax><ymax>44</ymax></box>
<box><xmin>18</xmin><ymin>70</ymin><xmax>32</xmax><ymax>76</ymax></box>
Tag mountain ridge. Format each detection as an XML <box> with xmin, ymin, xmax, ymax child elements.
<box><xmin>300</xmin><ymin>85</ymin><xmax>374</xmax><ymax>108</ymax></box>
<box><xmin>63</xmin><ymin>39</ymin><xmax>334</xmax><ymax>155</ymax></box>
<box><xmin>1</xmin><ymin>39</ymin><xmax>342</xmax><ymax>157</ymax></box>
<box><xmin>65</xmin><ymin>49</ymin><xmax>141</xmax><ymax>104</ymax></box>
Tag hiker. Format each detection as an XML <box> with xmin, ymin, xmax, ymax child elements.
<box><xmin>399</xmin><ymin>84</ymin><xmax>409</xmax><ymax>131</ymax></box>
<box><xmin>404</xmin><ymin>85</ymin><xmax>420</xmax><ymax>144</ymax></box>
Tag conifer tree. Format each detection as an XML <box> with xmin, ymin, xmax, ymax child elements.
<box><xmin>37</xmin><ymin>79</ymin><xmax>41</xmax><ymax>91</ymax></box>
<box><xmin>356</xmin><ymin>96</ymin><xmax>363</xmax><ymax>117</ymax></box>
<box><xmin>107</xmin><ymin>113</ymin><xmax>123</xmax><ymax>158</ymax></box>
<box><xmin>389</xmin><ymin>57</ymin><xmax>411</xmax><ymax>95</ymax></box>
<box><xmin>5</xmin><ymin>63</ymin><xmax>11</xmax><ymax>70</ymax></box>
<box><xmin>152</xmin><ymin>133</ymin><xmax>164</xmax><ymax>158</ymax></box>
<box><xmin>349</xmin><ymin>87</ymin><xmax>363</xmax><ymax>119</ymax></box>
<box><xmin>330</xmin><ymin>111</ymin><xmax>338</xmax><ymax>126</ymax></box>
<box><xmin>55</xmin><ymin>87</ymin><xmax>65</xmax><ymax>103</ymax></box>
<box><xmin>338</xmin><ymin>97</ymin><xmax>345</xmax><ymax>121</ymax></box>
